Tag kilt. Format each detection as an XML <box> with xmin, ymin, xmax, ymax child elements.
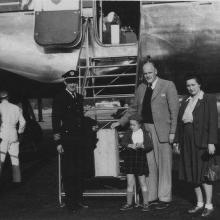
<box><xmin>123</xmin><ymin>148</ymin><xmax>149</xmax><ymax>176</ymax></box>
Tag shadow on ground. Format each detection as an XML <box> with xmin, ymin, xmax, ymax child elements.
<box><xmin>0</xmin><ymin>130</ymin><xmax>220</xmax><ymax>220</ymax></box>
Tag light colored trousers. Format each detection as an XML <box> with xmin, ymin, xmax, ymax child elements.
<box><xmin>0</xmin><ymin>140</ymin><xmax>20</xmax><ymax>166</ymax></box>
<box><xmin>144</xmin><ymin>124</ymin><xmax>172</xmax><ymax>202</ymax></box>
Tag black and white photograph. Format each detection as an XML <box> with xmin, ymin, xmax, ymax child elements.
<box><xmin>0</xmin><ymin>0</ymin><xmax>220</xmax><ymax>219</ymax></box>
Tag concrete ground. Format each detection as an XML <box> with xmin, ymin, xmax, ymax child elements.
<box><xmin>0</xmin><ymin>130</ymin><xmax>220</xmax><ymax>220</ymax></box>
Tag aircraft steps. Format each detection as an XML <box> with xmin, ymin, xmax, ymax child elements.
<box><xmin>79</xmin><ymin>73</ymin><xmax>136</xmax><ymax>78</ymax></box>
<box><xmin>79</xmin><ymin>54</ymin><xmax>137</xmax><ymax>128</ymax></box>
<box><xmin>83</xmin><ymin>84</ymin><xmax>135</xmax><ymax>89</ymax></box>
<box><xmin>84</xmin><ymin>94</ymin><xmax>134</xmax><ymax>99</ymax></box>
<box><xmin>79</xmin><ymin>63</ymin><xmax>137</xmax><ymax>69</ymax></box>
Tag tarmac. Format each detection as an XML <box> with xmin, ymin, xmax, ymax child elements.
<box><xmin>0</xmin><ymin>130</ymin><xmax>220</xmax><ymax>220</ymax></box>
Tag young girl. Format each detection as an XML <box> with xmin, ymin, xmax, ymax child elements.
<box><xmin>120</xmin><ymin>114</ymin><xmax>153</xmax><ymax>211</ymax></box>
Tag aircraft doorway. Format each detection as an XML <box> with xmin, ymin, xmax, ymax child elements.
<box><xmin>95</xmin><ymin>0</ymin><xmax>140</xmax><ymax>45</ymax></box>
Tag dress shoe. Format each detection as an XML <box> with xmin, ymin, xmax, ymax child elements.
<box><xmin>142</xmin><ymin>204</ymin><xmax>151</xmax><ymax>212</ymax></box>
<box><xmin>188</xmin><ymin>206</ymin><xmax>204</xmax><ymax>214</ymax></box>
<box><xmin>120</xmin><ymin>203</ymin><xmax>133</xmax><ymax>211</ymax></box>
<box><xmin>78</xmin><ymin>202</ymin><xmax>89</xmax><ymax>208</ymax></box>
<box><xmin>149</xmin><ymin>200</ymin><xmax>160</xmax><ymax>206</ymax></box>
<box><xmin>201</xmin><ymin>208</ymin><xmax>214</xmax><ymax>217</ymax></box>
<box><xmin>155</xmin><ymin>201</ymin><xmax>171</xmax><ymax>210</ymax></box>
<box><xmin>147</xmin><ymin>200</ymin><xmax>160</xmax><ymax>210</ymax></box>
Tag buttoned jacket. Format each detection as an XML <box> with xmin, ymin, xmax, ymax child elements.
<box><xmin>119</xmin><ymin>77</ymin><xmax>179</xmax><ymax>142</ymax></box>
<box><xmin>174</xmin><ymin>93</ymin><xmax>218</xmax><ymax>148</ymax></box>
<box><xmin>52</xmin><ymin>90</ymin><xmax>84</xmax><ymax>139</ymax></box>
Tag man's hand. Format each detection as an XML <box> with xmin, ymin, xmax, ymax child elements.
<box><xmin>169</xmin><ymin>133</ymin><xmax>175</xmax><ymax>144</ymax></box>
<box><xmin>173</xmin><ymin>143</ymin><xmax>180</xmax><ymax>154</ymax></box>
<box><xmin>208</xmin><ymin>144</ymin><xmax>215</xmax><ymax>155</ymax></box>
<box><xmin>57</xmin><ymin>144</ymin><xmax>64</xmax><ymax>154</ymax></box>
<box><xmin>111</xmin><ymin>122</ymin><xmax>120</xmax><ymax>129</ymax></box>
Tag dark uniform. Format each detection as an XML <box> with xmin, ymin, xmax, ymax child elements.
<box><xmin>52</xmin><ymin>70</ymin><xmax>85</xmax><ymax>210</ymax></box>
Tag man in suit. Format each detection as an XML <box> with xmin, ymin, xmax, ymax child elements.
<box><xmin>111</xmin><ymin>58</ymin><xmax>179</xmax><ymax>209</ymax></box>
<box><xmin>52</xmin><ymin>70</ymin><xmax>88</xmax><ymax>213</ymax></box>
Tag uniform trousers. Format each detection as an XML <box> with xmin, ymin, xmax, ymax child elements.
<box><xmin>62</xmin><ymin>136</ymin><xmax>85</xmax><ymax>208</ymax></box>
<box><xmin>144</xmin><ymin>123</ymin><xmax>172</xmax><ymax>202</ymax></box>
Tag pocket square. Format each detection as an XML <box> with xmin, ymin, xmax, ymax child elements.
<box><xmin>161</xmin><ymin>93</ymin><xmax>166</xmax><ymax>97</ymax></box>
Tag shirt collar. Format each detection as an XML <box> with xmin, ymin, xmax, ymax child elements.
<box><xmin>1</xmin><ymin>99</ymin><xmax>8</xmax><ymax>104</ymax></box>
<box><xmin>186</xmin><ymin>90</ymin><xmax>204</xmax><ymax>102</ymax></box>
<box><xmin>151</xmin><ymin>77</ymin><xmax>158</xmax><ymax>89</ymax></box>
<box><xmin>66</xmin><ymin>88</ymin><xmax>76</xmax><ymax>96</ymax></box>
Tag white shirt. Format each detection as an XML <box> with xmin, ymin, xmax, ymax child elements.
<box><xmin>151</xmin><ymin>77</ymin><xmax>158</xmax><ymax>90</ymax></box>
<box><xmin>0</xmin><ymin>100</ymin><xmax>26</xmax><ymax>143</ymax></box>
<box><xmin>131</xmin><ymin>128</ymin><xmax>144</xmax><ymax>145</ymax></box>
<box><xmin>182</xmin><ymin>91</ymin><xmax>204</xmax><ymax>123</ymax></box>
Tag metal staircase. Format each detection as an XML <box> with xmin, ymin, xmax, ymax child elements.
<box><xmin>79</xmin><ymin>54</ymin><xmax>137</xmax><ymax>129</ymax></box>
<box><xmin>58</xmin><ymin>19</ymin><xmax>140</xmax><ymax>201</ymax></box>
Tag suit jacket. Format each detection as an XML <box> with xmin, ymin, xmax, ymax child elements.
<box><xmin>174</xmin><ymin>93</ymin><xmax>218</xmax><ymax>148</ymax></box>
<box><xmin>52</xmin><ymin>89</ymin><xmax>84</xmax><ymax>143</ymax></box>
<box><xmin>119</xmin><ymin>77</ymin><xmax>179</xmax><ymax>142</ymax></box>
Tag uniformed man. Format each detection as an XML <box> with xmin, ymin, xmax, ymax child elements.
<box><xmin>0</xmin><ymin>90</ymin><xmax>26</xmax><ymax>184</ymax></box>
<box><xmin>52</xmin><ymin>70</ymin><xmax>87</xmax><ymax>212</ymax></box>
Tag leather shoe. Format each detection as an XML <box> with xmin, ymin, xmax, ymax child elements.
<box><xmin>188</xmin><ymin>206</ymin><xmax>204</xmax><ymax>214</ymax></box>
<box><xmin>120</xmin><ymin>203</ymin><xmax>133</xmax><ymax>211</ymax></box>
<box><xmin>78</xmin><ymin>202</ymin><xmax>89</xmax><ymax>208</ymax></box>
<box><xmin>149</xmin><ymin>200</ymin><xmax>160</xmax><ymax>206</ymax></box>
<box><xmin>155</xmin><ymin>201</ymin><xmax>170</xmax><ymax>210</ymax></box>
<box><xmin>142</xmin><ymin>204</ymin><xmax>151</xmax><ymax>212</ymax></box>
<box><xmin>148</xmin><ymin>200</ymin><xmax>160</xmax><ymax>210</ymax></box>
<box><xmin>201</xmin><ymin>208</ymin><xmax>214</xmax><ymax>217</ymax></box>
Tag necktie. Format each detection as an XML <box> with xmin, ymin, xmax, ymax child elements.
<box><xmin>147</xmin><ymin>83</ymin><xmax>152</xmax><ymax>90</ymax></box>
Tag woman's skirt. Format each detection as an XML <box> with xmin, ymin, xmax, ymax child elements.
<box><xmin>122</xmin><ymin>148</ymin><xmax>149</xmax><ymax>176</ymax></box>
<box><xmin>179</xmin><ymin>123</ymin><xmax>215</xmax><ymax>185</ymax></box>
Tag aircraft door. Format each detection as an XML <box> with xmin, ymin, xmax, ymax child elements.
<box><xmin>34</xmin><ymin>0</ymin><xmax>82</xmax><ymax>47</ymax></box>
<box><xmin>95</xmin><ymin>0</ymin><xmax>140</xmax><ymax>45</ymax></box>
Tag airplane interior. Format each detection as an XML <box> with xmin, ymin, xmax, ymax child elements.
<box><xmin>96</xmin><ymin>0</ymin><xmax>140</xmax><ymax>45</ymax></box>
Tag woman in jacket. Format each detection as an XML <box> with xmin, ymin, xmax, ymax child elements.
<box><xmin>174</xmin><ymin>73</ymin><xmax>218</xmax><ymax>217</ymax></box>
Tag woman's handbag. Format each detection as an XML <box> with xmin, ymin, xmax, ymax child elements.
<box><xmin>205</xmin><ymin>157</ymin><xmax>220</xmax><ymax>181</ymax></box>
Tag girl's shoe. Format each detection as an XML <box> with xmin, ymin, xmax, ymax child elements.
<box><xmin>201</xmin><ymin>208</ymin><xmax>214</xmax><ymax>217</ymax></box>
<box><xmin>142</xmin><ymin>204</ymin><xmax>150</xmax><ymax>212</ymax></box>
<box><xmin>120</xmin><ymin>203</ymin><xmax>133</xmax><ymax>211</ymax></box>
<box><xmin>188</xmin><ymin>206</ymin><xmax>204</xmax><ymax>214</ymax></box>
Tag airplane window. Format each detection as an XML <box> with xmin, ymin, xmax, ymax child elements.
<box><xmin>96</xmin><ymin>0</ymin><xmax>140</xmax><ymax>45</ymax></box>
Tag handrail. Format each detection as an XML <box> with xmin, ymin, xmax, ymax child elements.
<box><xmin>81</xmin><ymin>84</ymin><xmax>135</xmax><ymax>89</ymax></box>
<box><xmin>84</xmin><ymin>94</ymin><xmax>134</xmax><ymax>99</ymax></box>
<box><xmin>79</xmin><ymin>63</ymin><xmax>137</xmax><ymax>69</ymax></box>
<box><xmin>82</xmin><ymin>73</ymin><xmax>136</xmax><ymax>78</ymax></box>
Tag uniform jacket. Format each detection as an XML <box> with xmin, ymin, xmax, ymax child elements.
<box><xmin>174</xmin><ymin>93</ymin><xmax>218</xmax><ymax>148</ymax></box>
<box><xmin>120</xmin><ymin>126</ymin><xmax>153</xmax><ymax>153</ymax></box>
<box><xmin>0</xmin><ymin>100</ymin><xmax>26</xmax><ymax>142</ymax></box>
<box><xmin>119</xmin><ymin>77</ymin><xmax>179</xmax><ymax>142</ymax></box>
<box><xmin>52</xmin><ymin>89</ymin><xmax>84</xmax><ymax>141</ymax></box>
